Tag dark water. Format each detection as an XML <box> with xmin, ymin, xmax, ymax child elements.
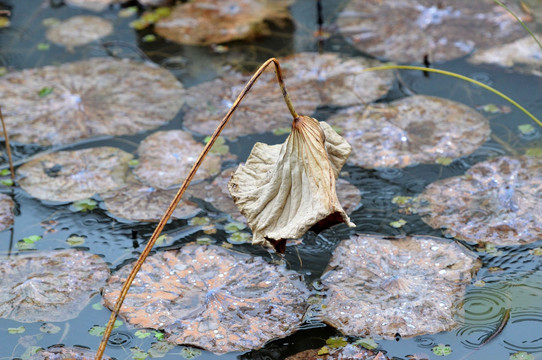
<box><xmin>1</xmin><ymin>0</ymin><xmax>542</xmax><ymax>359</ymax></box>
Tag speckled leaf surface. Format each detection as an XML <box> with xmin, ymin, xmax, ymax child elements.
<box><xmin>65</xmin><ymin>0</ymin><xmax>127</xmax><ymax>12</ymax></box>
<box><xmin>102</xmin><ymin>244</ymin><xmax>309</xmax><ymax>353</ymax></box>
<box><xmin>45</xmin><ymin>16</ymin><xmax>113</xmax><ymax>51</ymax></box>
<box><xmin>0</xmin><ymin>193</ymin><xmax>14</xmax><ymax>232</ymax></box>
<box><xmin>320</xmin><ymin>234</ymin><xmax>480</xmax><ymax>339</ymax></box>
<box><xmin>0</xmin><ymin>57</ymin><xmax>184</xmax><ymax>145</ymax></box>
<box><xmin>29</xmin><ymin>346</ymin><xmax>111</xmax><ymax>360</ymax></box>
<box><xmin>417</xmin><ymin>156</ymin><xmax>542</xmax><ymax>245</ymax></box>
<box><xmin>285</xmin><ymin>346</ymin><xmax>389</xmax><ymax>360</ymax></box>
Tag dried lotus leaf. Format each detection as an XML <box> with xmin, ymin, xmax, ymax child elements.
<box><xmin>45</xmin><ymin>16</ymin><xmax>113</xmax><ymax>51</ymax></box>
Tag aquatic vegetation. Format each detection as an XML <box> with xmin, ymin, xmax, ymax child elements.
<box><xmin>29</xmin><ymin>345</ymin><xmax>111</xmax><ymax>360</ymax></box>
<box><xmin>417</xmin><ymin>155</ymin><xmax>542</xmax><ymax>245</ymax></box>
<box><xmin>320</xmin><ymin>234</ymin><xmax>480</xmax><ymax>339</ymax></box>
<box><xmin>326</xmin><ymin>95</ymin><xmax>490</xmax><ymax>168</ymax></box>
<box><xmin>285</xmin><ymin>344</ymin><xmax>389</xmax><ymax>360</ymax></box>
<box><xmin>0</xmin><ymin>249</ymin><xmax>109</xmax><ymax>322</ymax></box>
<box><xmin>45</xmin><ymin>16</ymin><xmax>113</xmax><ymax>52</ymax></box>
<box><xmin>0</xmin><ymin>58</ymin><xmax>184</xmax><ymax>145</ymax></box>
<box><xmin>17</xmin><ymin>147</ymin><xmax>132</xmax><ymax>202</ymax></box>
<box><xmin>102</xmin><ymin>244</ymin><xmax>309</xmax><ymax>353</ymax></box>
<box><xmin>0</xmin><ymin>193</ymin><xmax>14</xmax><ymax>231</ymax></box>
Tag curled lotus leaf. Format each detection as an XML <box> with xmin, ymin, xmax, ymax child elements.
<box><xmin>228</xmin><ymin>117</ymin><xmax>355</xmax><ymax>251</ymax></box>
<box><xmin>102</xmin><ymin>244</ymin><xmax>310</xmax><ymax>353</ymax></box>
<box><xmin>17</xmin><ymin>147</ymin><xmax>133</xmax><ymax>202</ymax></box>
<box><xmin>326</xmin><ymin>95</ymin><xmax>490</xmax><ymax>168</ymax></box>
<box><xmin>29</xmin><ymin>346</ymin><xmax>111</xmax><ymax>360</ymax></box>
<box><xmin>134</xmin><ymin>130</ymin><xmax>235</xmax><ymax>189</ymax></box>
<box><xmin>64</xmin><ymin>0</ymin><xmax>128</xmax><ymax>12</ymax></box>
<box><xmin>0</xmin><ymin>57</ymin><xmax>184</xmax><ymax>145</ymax></box>
<box><xmin>0</xmin><ymin>249</ymin><xmax>110</xmax><ymax>323</ymax></box>
<box><xmin>336</xmin><ymin>0</ymin><xmax>527</xmax><ymax>63</ymax></box>
<box><xmin>154</xmin><ymin>0</ymin><xmax>294</xmax><ymax>45</ymax></box>
<box><xmin>320</xmin><ymin>234</ymin><xmax>480</xmax><ymax>339</ymax></box>
<box><xmin>417</xmin><ymin>156</ymin><xmax>542</xmax><ymax>245</ymax></box>
<box><xmin>0</xmin><ymin>193</ymin><xmax>14</xmax><ymax>231</ymax></box>
<box><xmin>45</xmin><ymin>16</ymin><xmax>113</xmax><ymax>51</ymax></box>
<box><xmin>285</xmin><ymin>345</ymin><xmax>389</xmax><ymax>360</ymax></box>
<box><xmin>182</xmin><ymin>69</ymin><xmax>319</xmax><ymax>140</ymax></box>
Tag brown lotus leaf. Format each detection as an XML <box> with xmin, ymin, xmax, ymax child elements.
<box><xmin>469</xmin><ymin>34</ymin><xmax>542</xmax><ymax>77</ymax></box>
<box><xmin>416</xmin><ymin>156</ymin><xmax>542</xmax><ymax>245</ymax></box>
<box><xmin>0</xmin><ymin>193</ymin><xmax>14</xmax><ymax>232</ymax></box>
<box><xmin>336</xmin><ymin>0</ymin><xmax>527</xmax><ymax>63</ymax></box>
<box><xmin>45</xmin><ymin>16</ymin><xmax>113</xmax><ymax>52</ymax></box>
<box><xmin>0</xmin><ymin>249</ymin><xmax>110</xmax><ymax>323</ymax></box>
<box><xmin>17</xmin><ymin>147</ymin><xmax>133</xmax><ymax>202</ymax></box>
<box><xmin>101</xmin><ymin>177</ymin><xmax>201</xmax><ymax>222</ymax></box>
<box><xmin>65</xmin><ymin>0</ymin><xmax>127</xmax><ymax>12</ymax></box>
<box><xmin>326</xmin><ymin>95</ymin><xmax>490</xmax><ymax>168</ymax></box>
<box><xmin>154</xmin><ymin>0</ymin><xmax>294</xmax><ymax>45</ymax></box>
<box><xmin>102</xmin><ymin>244</ymin><xmax>309</xmax><ymax>353</ymax></box>
<box><xmin>134</xmin><ymin>130</ymin><xmax>235</xmax><ymax>189</ymax></box>
<box><xmin>182</xmin><ymin>68</ymin><xmax>320</xmax><ymax>140</ymax></box>
<box><xmin>228</xmin><ymin>117</ymin><xmax>355</xmax><ymax>251</ymax></box>
<box><xmin>320</xmin><ymin>234</ymin><xmax>480</xmax><ymax>339</ymax></box>
<box><xmin>0</xmin><ymin>57</ymin><xmax>184</xmax><ymax>145</ymax></box>
<box><xmin>29</xmin><ymin>346</ymin><xmax>111</xmax><ymax>360</ymax></box>
<box><xmin>285</xmin><ymin>346</ymin><xmax>389</xmax><ymax>360</ymax></box>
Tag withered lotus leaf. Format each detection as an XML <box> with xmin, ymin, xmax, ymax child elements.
<box><xmin>336</xmin><ymin>0</ymin><xmax>527</xmax><ymax>63</ymax></box>
<box><xmin>0</xmin><ymin>249</ymin><xmax>110</xmax><ymax>323</ymax></box>
<box><xmin>65</xmin><ymin>0</ymin><xmax>127</xmax><ymax>12</ymax></box>
<box><xmin>154</xmin><ymin>0</ymin><xmax>294</xmax><ymax>45</ymax></box>
<box><xmin>45</xmin><ymin>16</ymin><xmax>113</xmax><ymax>51</ymax></box>
<box><xmin>320</xmin><ymin>234</ymin><xmax>480</xmax><ymax>339</ymax></box>
<box><xmin>326</xmin><ymin>95</ymin><xmax>490</xmax><ymax>168</ymax></box>
<box><xmin>29</xmin><ymin>346</ymin><xmax>111</xmax><ymax>360</ymax></box>
<box><xmin>285</xmin><ymin>345</ymin><xmax>389</xmax><ymax>360</ymax></box>
<box><xmin>228</xmin><ymin>117</ymin><xmax>355</xmax><ymax>250</ymax></box>
<box><xmin>134</xmin><ymin>130</ymin><xmax>235</xmax><ymax>189</ymax></box>
<box><xmin>0</xmin><ymin>193</ymin><xmax>14</xmax><ymax>232</ymax></box>
<box><xmin>102</xmin><ymin>244</ymin><xmax>310</xmax><ymax>353</ymax></box>
<box><xmin>17</xmin><ymin>147</ymin><xmax>132</xmax><ymax>202</ymax></box>
<box><xmin>0</xmin><ymin>58</ymin><xmax>184</xmax><ymax>145</ymax></box>
<box><xmin>417</xmin><ymin>156</ymin><xmax>542</xmax><ymax>245</ymax></box>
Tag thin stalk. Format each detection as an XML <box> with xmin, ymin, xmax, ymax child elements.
<box><xmin>95</xmin><ymin>58</ymin><xmax>297</xmax><ymax>360</ymax></box>
<box><xmin>0</xmin><ymin>106</ymin><xmax>15</xmax><ymax>183</ymax></box>
<box><xmin>361</xmin><ymin>65</ymin><xmax>542</xmax><ymax>128</ymax></box>
<box><xmin>492</xmin><ymin>0</ymin><xmax>542</xmax><ymax>51</ymax></box>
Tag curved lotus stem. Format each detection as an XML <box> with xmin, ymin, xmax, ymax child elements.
<box><xmin>0</xmin><ymin>106</ymin><xmax>15</xmax><ymax>183</ymax></box>
<box><xmin>95</xmin><ymin>58</ymin><xmax>297</xmax><ymax>360</ymax></box>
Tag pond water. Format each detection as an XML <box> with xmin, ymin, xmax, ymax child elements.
<box><xmin>0</xmin><ymin>0</ymin><xmax>542</xmax><ymax>359</ymax></box>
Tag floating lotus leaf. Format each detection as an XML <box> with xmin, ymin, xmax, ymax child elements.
<box><xmin>134</xmin><ymin>130</ymin><xmax>235</xmax><ymax>189</ymax></box>
<box><xmin>469</xmin><ymin>34</ymin><xmax>542</xmax><ymax>77</ymax></box>
<box><xmin>182</xmin><ymin>69</ymin><xmax>319</xmax><ymax>139</ymax></box>
<box><xmin>29</xmin><ymin>346</ymin><xmax>111</xmax><ymax>360</ymax></box>
<box><xmin>101</xmin><ymin>177</ymin><xmax>201</xmax><ymax>222</ymax></box>
<box><xmin>336</xmin><ymin>0</ymin><xmax>527</xmax><ymax>63</ymax></box>
<box><xmin>326</xmin><ymin>95</ymin><xmax>490</xmax><ymax>168</ymax></box>
<box><xmin>285</xmin><ymin>345</ymin><xmax>388</xmax><ymax>360</ymax></box>
<box><xmin>45</xmin><ymin>16</ymin><xmax>113</xmax><ymax>51</ymax></box>
<box><xmin>0</xmin><ymin>249</ymin><xmax>109</xmax><ymax>323</ymax></box>
<box><xmin>154</xmin><ymin>0</ymin><xmax>294</xmax><ymax>45</ymax></box>
<box><xmin>417</xmin><ymin>156</ymin><xmax>542</xmax><ymax>245</ymax></box>
<box><xmin>228</xmin><ymin>117</ymin><xmax>355</xmax><ymax>251</ymax></box>
<box><xmin>0</xmin><ymin>193</ymin><xmax>14</xmax><ymax>231</ymax></box>
<box><xmin>17</xmin><ymin>147</ymin><xmax>132</xmax><ymax>202</ymax></box>
<box><xmin>65</xmin><ymin>0</ymin><xmax>127</xmax><ymax>12</ymax></box>
<box><xmin>320</xmin><ymin>234</ymin><xmax>480</xmax><ymax>339</ymax></box>
<box><xmin>0</xmin><ymin>57</ymin><xmax>184</xmax><ymax>145</ymax></box>
<box><xmin>102</xmin><ymin>244</ymin><xmax>309</xmax><ymax>353</ymax></box>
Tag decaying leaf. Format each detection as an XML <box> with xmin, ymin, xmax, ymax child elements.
<box><xmin>0</xmin><ymin>58</ymin><xmax>184</xmax><ymax>145</ymax></box>
<box><xmin>102</xmin><ymin>244</ymin><xmax>309</xmax><ymax>353</ymax></box>
<box><xmin>17</xmin><ymin>147</ymin><xmax>132</xmax><ymax>202</ymax></box>
<box><xmin>0</xmin><ymin>193</ymin><xmax>14</xmax><ymax>231</ymax></box>
<box><xmin>228</xmin><ymin>116</ymin><xmax>355</xmax><ymax>251</ymax></box>
<box><xmin>29</xmin><ymin>346</ymin><xmax>111</xmax><ymax>360</ymax></box>
<box><xmin>417</xmin><ymin>156</ymin><xmax>542</xmax><ymax>245</ymax></box>
<box><xmin>336</xmin><ymin>0</ymin><xmax>527</xmax><ymax>63</ymax></box>
<box><xmin>320</xmin><ymin>234</ymin><xmax>480</xmax><ymax>339</ymax></box>
<box><xmin>0</xmin><ymin>249</ymin><xmax>110</xmax><ymax>322</ymax></box>
<box><xmin>154</xmin><ymin>0</ymin><xmax>294</xmax><ymax>45</ymax></box>
<box><xmin>285</xmin><ymin>345</ymin><xmax>389</xmax><ymax>360</ymax></box>
<box><xmin>65</xmin><ymin>0</ymin><xmax>127</xmax><ymax>12</ymax></box>
<box><xmin>326</xmin><ymin>95</ymin><xmax>490</xmax><ymax>168</ymax></box>
<box><xmin>45</xmin><ymin>16</ymin><xmax>113</xmax><ymax>51</ymax></box>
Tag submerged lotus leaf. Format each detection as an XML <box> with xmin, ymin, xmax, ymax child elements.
<box><xmin>336</xmin><ymin>0</ymin><xmax>527</xmax><ymax>63</ymax></box>
<box><xmin>320</xmin><ymin>234</ymin><xmax>480</xmax><ymax>339</ymax></box>
<box><xmin>228</xmin><ymin>117</ymin><xmax>355</xmax><ymax>250</ymax></box>
<box><xmin>102</xmin><ymin>244</ymin><xmax>309</xmax><ymax>353</ymax></box>
<box><xmin>285</xmin><ymin>345</ymin><xmax>389</xmax><ymax>360</ymax></box>
<box><xmin>0</xmin><ymin>249</ymin><xmax>109</xmax><ymax>323</ymax></box>
<box><xmin>469</xmin><ymin>34</ymin><xmax>542</xmax><ymax>77</ymax></box>
<box><xmin>29</xmin><ymin>346</ymin><xmax>111</xmax><ymax>360</ymax></box>
<box><xmin>17</xmin><ymin>147</ymin><xmax>132</xmax><ymax>202</ymax></box>
<box><xmin>326</xmin><ymin>95</ymin><xmax>490</xmax><ymax>168</ymax></box>
<box><xmin>182</xmin><ymin>69</ymin><xmax>319</xmax><ymax>139</ymax></box>
<box><xmin>45</xmin><ymin>16</ymin><xmax>113</xmax><ymax>51</ymax></box>
<box><xmin>0</xmin><ymin>57</ymin><xmax>184</xmax><ymax>145</ymax></box>
<box><xmin>65</xmin><ymin>0</ymin><xmax>127</xmax><ymax>12</ymax></box>
<box><xmin>154</xmin><ymin>0</ymin><xmax>293</xmax><ymax>45</ymax></box>
<box><xmin>417</xmin><ymin>156</ymin><xmax>542</xmax><ymax>245</ymax></box>
<box><xmin>0</xmin><ymin>193</ymin><xmax>14</xmax><ymax>231</ymax></box>
<box><xmin>101</xmin><ymin>177</ymin><xmax>201</xmax><ymax>222</ymax></box>
<box><xmin>134</xmin><ymin>130</ymin><xmax>234</xmax><ymax>189</ymax></box>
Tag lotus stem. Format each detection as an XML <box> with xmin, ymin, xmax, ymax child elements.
<box><xmin>95</xmin><ymin>57</ymin><xmax>298</xmax><ymax>360</ymax></box>
<box><xmin>492</xmin><ymin>0</ymin><xmax>542</xmax><ymax>51</ymax></box>
<box><xmin>0</xmin><ymin>106</ymin><xmax>15</xmax><ymax>183</ymax></box>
